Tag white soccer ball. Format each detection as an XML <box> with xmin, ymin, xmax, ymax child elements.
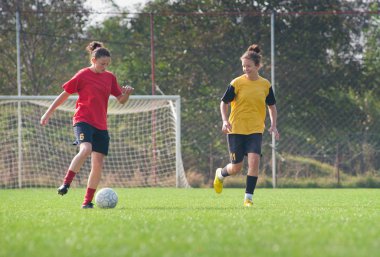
<box><xmin>95</xmin><ymin>188</ymin><xmax>118</xmax><ymax>208</ymax></box>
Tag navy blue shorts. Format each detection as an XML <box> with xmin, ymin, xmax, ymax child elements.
<box><xmin>73</xmin><ymin>122</ymin><xmax>110</xmax><ymax>155</ymax></box>
<box><xmin>227</xmin><ymin>133</ymin><xmax>262</xmax><ymax>164</ymax></box>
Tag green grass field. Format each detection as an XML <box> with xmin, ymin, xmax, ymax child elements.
<box><xmin>0</xmin><ymin>188</ymin><xmax>379</xmax><ymax>257</ymax></box>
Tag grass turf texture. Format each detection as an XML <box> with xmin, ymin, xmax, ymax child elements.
<box><xmin>0</xmin><ymin>188</ymin><xmax>379</xmax><ymax>257</ymax></box>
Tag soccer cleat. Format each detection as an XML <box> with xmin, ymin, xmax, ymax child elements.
<box><xmin>243</xmin><ymin>199</ymin><xmax>253</xmax><ymax>207</ymax></box>
<box><xmin>213</xmin><ymin>168</ymin><xmax>223</xmax><ymax>194</ymax></box>
<box><xmin>81</xmin><ymin>202</ymin><xmax>94</xmax><ymax>209</ymax></box>
<box><xmin>57</xmin><ymin>184</ymin><xmax>70</xmax><ymax>196</ymax></box>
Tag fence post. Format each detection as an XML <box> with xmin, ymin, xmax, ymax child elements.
<box><xmin>335</xmin><ymin>144</ymin><xmax>340</xmax><ymax>186</ymax></box>
<box><xmin>16</xmin><ymin>10</ymin><xmax>23</xmax><ymax>188</ymax></box>
<box><xmin>271</xmin><ymin>11</ymin><xmax>276</xmax><ymax>188</ymax></box>
<box><xmin>150</xmin><ymin>12</ymin><xmax>157</xmax><ymax>184</ymax></box>
<box><xmin>150</xmin><ymin>12</ymin><xmax>155</xmax><ymax>94</ymax></box>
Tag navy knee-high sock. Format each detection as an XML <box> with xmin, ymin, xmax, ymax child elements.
<box><xmin>245</xmin><ymin>175</ymin><xmax>258</xmax><ymax>195</ymax></box>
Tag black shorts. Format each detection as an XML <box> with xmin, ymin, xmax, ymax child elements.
<box><xmin>227</xmin><ymin>133</ymin><xmax>262</xmax><ymax>164</ymax></box>
<box><xmin>73</xmin><ymin>122</ymin><xmax>110</xmax><ymax>155</ymax></box>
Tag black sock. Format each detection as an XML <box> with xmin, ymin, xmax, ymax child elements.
<box><xmin>221</xmin><ymin>166</ymin><xmax>230</xmax><ymax>177</ymax></box>
<box><xmin>245</xmin><ymin>176</ymin><xmax>258</xmax><ymax>194</ymax></box>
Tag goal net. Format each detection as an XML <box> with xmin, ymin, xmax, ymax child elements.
<box><xmin>0</xmin><ymin>95</ymin><xmax>190</xmax><ymax>188</ymax></box>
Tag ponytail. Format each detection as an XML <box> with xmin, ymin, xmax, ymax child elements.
<box><xmin>241</xmin><ymin>44</ymin><xmax>262</xmax><ymax>65</ymax></box>
<box><xmin>86</xmin><ymin>41</ymin><xmax>111</xmax><ymax>60</ymax></box>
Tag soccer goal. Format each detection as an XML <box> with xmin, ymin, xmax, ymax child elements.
<box><xmin>0</xmin><ymin>95</ymin><xmax>190</xmax><ymax>188</ymax></box>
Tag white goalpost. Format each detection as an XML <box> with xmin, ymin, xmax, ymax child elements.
<box><xmin>0</xmin><ymin>95</ymin><xmax>190</xmax><ymax>188</ymax></box>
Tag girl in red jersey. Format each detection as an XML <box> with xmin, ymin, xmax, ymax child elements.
<box><xmin>40</xmin><ymin>41</ymin><xmax>134</xmax><ymax>208</ymax></box>
<box><xmin>213</xmin><ymin>44</ymin><xmax>280</xmax><ymax>207</ymax></box>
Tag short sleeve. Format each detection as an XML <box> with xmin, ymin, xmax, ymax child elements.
<box><xmin>62</xmin><ymin>73</ymin><xmax>80</xmax><ymax>94</ymax></box>
<box><xmin>221</xmin><ymin>85</ymin><xmax>236</xmax><ymax>103</ymax></box>
<box><xmin>265</xmin><ymin>87</ymin><xmax>276</xmax><ymax>106</ymax></box>
<box><xmin>111</xmin><ymin>75</ymin><xmax>122</xmax><ymax>97</ymax></box>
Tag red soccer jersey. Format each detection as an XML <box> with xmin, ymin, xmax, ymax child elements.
<box><xmin>62</xmin><ymin>67</ymin><xmax>122</xmax><ymax>130</ymax></box>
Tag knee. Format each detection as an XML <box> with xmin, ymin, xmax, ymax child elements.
<box><xmin>229</xmin><ymin>163</ymin><xmax>243</xmax><ymax>175</ymax></box>
<box><xmin>92</xmin><ymin>155</ymin><xmax>105</xmax><ymax>167</ymax></box>
<box><xmin>247</xmin><ymin>168</ymin><xmax>259</xmax><ymax>177</ymax></box>
<box><xmin>78</xmin><ymin>144</ymin><xmax>92</xmax><ymax>158</ymax></box>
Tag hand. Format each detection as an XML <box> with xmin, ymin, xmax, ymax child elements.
<box><xmin>268</xmin><ymin>126</ymin><xmax>280</xmax><ymax>140</ymax></box>
<box><xmin>122</xmin><ymin>85</ymin><xmax>134</xmax><ymax>96</ymax></box>
<box><xmin>40</xmin><ymin>113</ymin><xmax>50</xmax><ymax>126</ymax></box>
<box><xmin>222</xmin><ymin>121</ymin><xmax>232</xmax><ymax>134</ymax></box>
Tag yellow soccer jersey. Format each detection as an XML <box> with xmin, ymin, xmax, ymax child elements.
<box><xmin>221</xmin><ymin>75</ymin><xmax>276</xmax><ymax>135</ymax></box>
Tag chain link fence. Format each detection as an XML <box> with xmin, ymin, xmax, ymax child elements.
<box><xmin>1</xmin><ymin>3</ymin><xmax>379</xmax><ymax>187</ymax></box>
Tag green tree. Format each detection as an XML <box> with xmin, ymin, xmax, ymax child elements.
<box><xmin>355</xmin><ymin>1</ymin><xmax>380</xmax><ymax>174</ymax></box>
<box><xmin>0</xmin><ymin>0</ymin><xmax>89</xmax><ymax>95</ymax></box>
<box><xmin>86</xmin><ymin>0</ymin><xmax>378</xmax><ymax>180</ymax></box>
<box><xmin>2</xmin><ymin>0</ymin><xmax>375</xmax><ymax>183</ymax></box>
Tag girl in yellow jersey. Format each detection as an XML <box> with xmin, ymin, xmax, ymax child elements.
<box><xmin>214</xmin><ymin>44</ymin><xmax>280</xmax><ymax>207</ymax></box>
